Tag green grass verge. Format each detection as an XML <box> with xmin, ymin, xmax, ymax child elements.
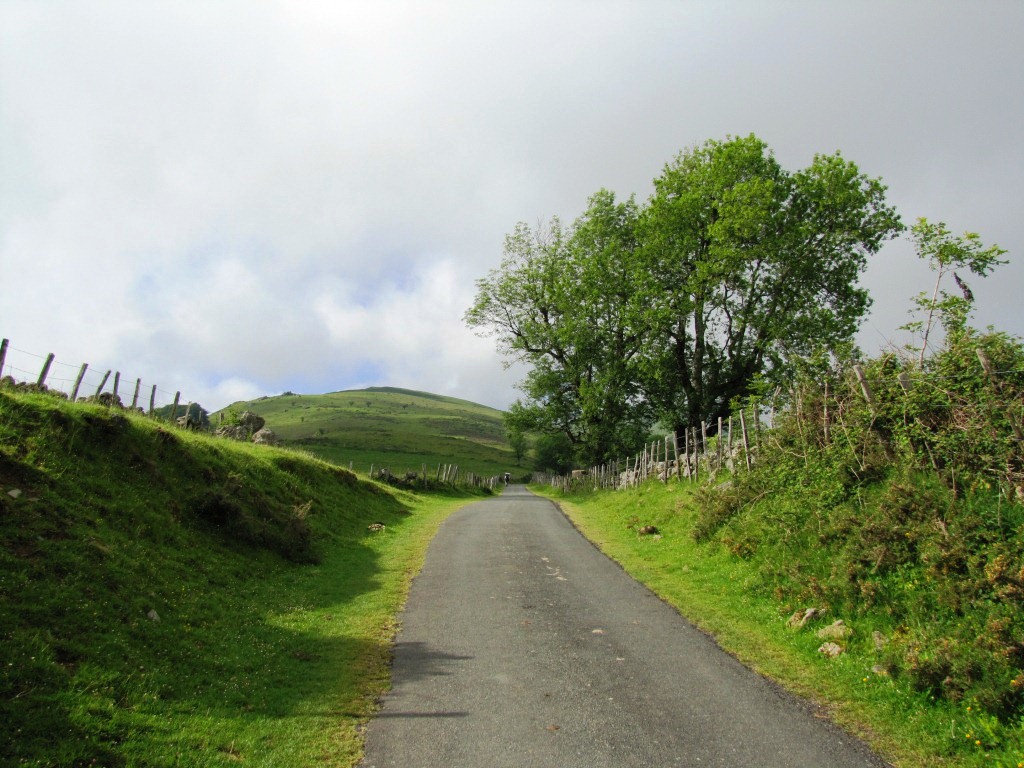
<box><xmin>1</xmin><ymin>388</ymin><xmax>480</xmax><ymax>766</ymax></box>
<box><xmin>534</xmin><ymin>480</ymin><xmax>1024</xmax><ymax>768</ymax></box>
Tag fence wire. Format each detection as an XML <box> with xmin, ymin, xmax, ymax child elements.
<box><xmin>0</xmin><ymin>339</ymin><xmax>185</xmax><ymax>411</ymax></box>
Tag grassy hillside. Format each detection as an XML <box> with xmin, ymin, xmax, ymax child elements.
<box><xmin>214</xmin><ymin>387</ymin><xmax>515</xmax><ymax>479</ymax></box>
<box><xmin>0</xmin><ymin>387</ymin><xmax>486</xmax><ymax>766</ymax></box>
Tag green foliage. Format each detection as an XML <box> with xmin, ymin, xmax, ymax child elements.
<box><xmin>220</xmin><ymin>405</ymin><xmax>244</xmax><ymax>426</ymax></box>
<box><xmin>504</xmin><ymin>421</ymin><xmax>528</xmax><ymax>465</ymax></box>
<box><xmin>906</xmin><ymin>218</ymin><xmax>1008</xmax><ymax>358</ymax></box>
<box><xmin>640</xmin><ymin>135</ymin><xmax>902</xmax><ymax>435</ymax></box>
<box><xmin>468</xmin><ymin>134</ymin><xmax>902</xmax><ymax>466</ymax></box>
<box><xmin>466</xmin><ymin>190</ymin><xmax>651</xmax><ymax>466</ymax></box>
<box><xmin>532</xmin><ymin>431</ymin><xmax>575</xmax><ymax>475</ymax></box>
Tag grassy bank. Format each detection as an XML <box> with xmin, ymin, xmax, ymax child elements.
<box><xmin>0</xmin><ymin>388</ymin><xmax>481</xmax><ymax>766</ymax></box>
<box><xmin>536</xmin><ymin>480</ymin><xmax>1024</xmax><ymax>768</ymax></box>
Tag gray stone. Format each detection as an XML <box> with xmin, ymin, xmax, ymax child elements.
<box><xmin>214</xmin><ymin>425</ymin><xmax>249</xmax><ymax>441</ymax></box>
<box><xmin>816</xmin><ymin>619</ymin><xmax>853</xmax><ymax>641</ymax></box>
<box><xmin>786</xmin><ymin>607</ymin><xmax>824</xmax><ymax>629</ymax></box>
<box><xmin>238</xmin><ymin>411</ymin><xmax>265</xmax><ymax>433</ymax></box>
<box><xmin>252</xmin><ymin>427</ymin><xmax>278</xmax><ymax>445</ymax></box>
<box><xmin>818</xmin><ymin>642</ymin><xmax>844</xmax><ymax>658</ymax></box>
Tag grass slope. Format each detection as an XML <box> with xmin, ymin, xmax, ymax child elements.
<box><xmin>215</xmin><ymin>387</ymin><xmax>513</xmax><ymax>479</ymax></box>
<box><xmin>0</xmin><ymin>388</ymin><xmax>485</xmax><ymax>766</ymax></box>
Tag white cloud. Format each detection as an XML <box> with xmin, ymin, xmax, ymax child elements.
<box><xmin>1</xmin><ymin>0</ymin><xmax>1021</xmax><ymax>414</ymax></box>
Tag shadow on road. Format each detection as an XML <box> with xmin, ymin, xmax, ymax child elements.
<box><xmin>393</xmin><ymin>641</ymin><xmax>474</xmax><ymax>681</ymax></box>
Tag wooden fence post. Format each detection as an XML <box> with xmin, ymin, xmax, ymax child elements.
<box><xmin>853</xmin><ymin>365</ymin><xmax>879</xmax><ymax>415</ymax></box>
<box><xmin>727</xmin><ymin>417</ymin><xmax>734</xmax><ymax>472</ymax></box>
<box><xmin>672</xmin><ymin>431</ymin><xmax>681</xmax><ymax>480</ymax></box>
<box><xmin>717</xmin><ymin>416</ymin><xmax>724</xmax><ymax>472</ymax></box>
<box><xmin>36</xmin><ymin>353</ymin><xmax>55</xmax><ymax>388</ymax></box>
<box><xmin>95</xmin><ymin>370</ymin><xmax>111</xmax><ymax>397</ymax></box>
<box><xmin>691</xmin><ymin>428</ymin><xmax>699</xmax><ymax>483</ymax></box>
<box><xmin>739</xmin><ymin>409</ymin><xmax>752</xmax><ymax>471</ymax></box>
<box><xmin>131</xmin><ymin>378</ymin><xmax>141</xmax><ymax>409</ymax></box>
<box><xmin>752</xmin><ymin>399</ymin><xmax>761</xmax><ymax>445</ymax></box>
<box><xmin>149</xmin><ymin>385</ymin><xmax>157</xmax><ymax>416</ymax></box>
<box><xmin>700</xmin><ymin>421</ymin><xmax>709</xmax><ymax>475</ymax></box>
<box><xmin>169</xmin><ymin>391</ymin><xmax>181</xmax><ymax>423</ymax></box>
<box><xmin>70</xmin><ymin>363</ymin><xmax>88</xmax><ymax>402</ymax></box>
<box><xmin>0</xmin><ymin>338</ymin><xmax>8</xmax><ymax>378</ymax></box>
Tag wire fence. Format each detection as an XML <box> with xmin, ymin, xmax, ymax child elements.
<box><xmin>0</xmin><ymin>337</ymin><xmax>188</xmax><ymax>418</ymax></box>
<box><xmin>535</xmin><ymin>346</ymin><xmax>1024</xmax><ymax>494</ymax></box>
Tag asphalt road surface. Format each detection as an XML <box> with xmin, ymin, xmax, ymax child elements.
<box><xmin>359</xmin><ymin>485</ymin><xmax>889</xmax><ymax>768</ymax></box>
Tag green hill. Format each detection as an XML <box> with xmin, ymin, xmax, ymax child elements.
<box><xmin>214</xmin><ymin>387</ymin><xmax>515</xmax><ymax>479</ymax></box>
<box><xmin>0</xmin><ymin>386</ymin><xmax>485</xmax><ymax>766</ymax></box>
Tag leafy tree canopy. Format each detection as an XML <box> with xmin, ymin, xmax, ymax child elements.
<box><xmin>639</xmin><ymin>135</ymin><xmax>903</xmax><ymax>434</ymax></box>
<box><xmin>467</xmin><ymin>134</ymin><xmax>904</xmax><ymax>467</ymax></box>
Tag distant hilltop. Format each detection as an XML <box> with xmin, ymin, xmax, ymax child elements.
<box><xmin>211</xmin><ymin>387</ymin><xmax>514</xmax><ymax>479</ymax></box>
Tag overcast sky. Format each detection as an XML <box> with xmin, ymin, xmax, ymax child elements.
<box><xmin>2</xmin><ymin>1</ymin><xmax>1021</xmax><ymax>412</ymax></box>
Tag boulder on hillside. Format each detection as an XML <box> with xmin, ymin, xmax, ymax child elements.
<box><xmin>818</xmin><ymin>642</ymin><xmax>844</xmax><ymax>658</ymax></box>
<box><xmin>252</xmin><ymin>427</ymin><xmax>279</xmax><ymax>445</ymax></box>
<box><xmin>90</xmin><ymin>392</ymin><xmax>123</xmax><ymax>407</ymax></box>
<box><xmin>816</xmin><ymin>619</ymin><xmax>853</xmax><ymax>641</ymax></box>
<box><xmin>239</xmin><ymin>411</ymin><xmax>265</xmax><ymax>433</ymax></box>
<box><xmin>786</xmin><ymin>607</ymin><xmax>825</xmax><ymax>629</ymax></box>
<box><xmin>215</xmin><ymin>425</ymin><xmax>249</xmax><ymax>441</ymax></box>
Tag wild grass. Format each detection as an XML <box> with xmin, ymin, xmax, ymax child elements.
<box><xmin>0</xmin><ymin>388</ymin><xmax>481</xmax><ymax>766</ymax></box>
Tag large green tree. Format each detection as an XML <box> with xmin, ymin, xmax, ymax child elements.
<box><xmin>468</xmin><ymin>134</ymin><xmax>904</xmax><ymax>466</ymax></box>
<box><xmin>639</xmin><ymin>135</ymin><xmax>903</xmax><ymax>435</ymax></box>
<box><xmin>465</xmin><ymin>190</ymin><xmax>649</xmax><ymax>466</ymax></box>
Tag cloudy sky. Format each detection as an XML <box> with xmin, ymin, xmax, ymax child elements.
<box><xmin>2</xmin><ymin>1</ymin><xmax>1021</xmax><ymax>412</ymax></box>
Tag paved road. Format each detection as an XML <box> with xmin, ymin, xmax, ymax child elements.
<box><xmin>359</xmin><ymin>485</ymin><xmax>889</xmax><ymax>768</ymax></box>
